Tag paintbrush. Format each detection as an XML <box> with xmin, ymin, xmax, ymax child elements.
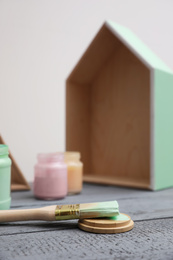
<box><xmin>0</xmin><ymin>200</ymin><xmax>119</xmax><ymax>222</ymax></box>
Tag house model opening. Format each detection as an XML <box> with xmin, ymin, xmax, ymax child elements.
<box><xmin>66</xmin><ymin>20</ymin><xmax>173</xmax><ymax>190</ymax></box>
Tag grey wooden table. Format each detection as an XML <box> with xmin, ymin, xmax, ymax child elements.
<box><xmin>0</xmin><ymin>183</ymin><xmax>173</xmax><ymax>260</ymax></box>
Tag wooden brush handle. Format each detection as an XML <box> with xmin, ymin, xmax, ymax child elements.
<box><xmin>0</xmin><ymin>205</ymin><xmax>56</xmax><ymax>222</ymax></box>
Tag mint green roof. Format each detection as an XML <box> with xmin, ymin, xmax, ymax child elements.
<box><xmin>106</xmin><ymin>20</ymin><xmax>172</xmax><ymax>74</ymax></box>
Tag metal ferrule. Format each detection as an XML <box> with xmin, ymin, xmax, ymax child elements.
<box><xmin>55</xmin><ymin>204</ymin><xmax>80</xmax><ymax>220</ymax></box>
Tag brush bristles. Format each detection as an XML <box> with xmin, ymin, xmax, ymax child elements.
<box><xmin>79</xmin><ymin>200</ymin><xmax>119</xmax><ymax>219</ymax></box>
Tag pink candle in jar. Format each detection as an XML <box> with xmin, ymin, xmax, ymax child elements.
<box><xmin>34</xmin><ymin>153</ymin><xmax>67</xmax><ymax>200</ymax></box>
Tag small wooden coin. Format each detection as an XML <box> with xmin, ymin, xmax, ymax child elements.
<box><xmin>78</xmin><ymin>213</ymin><xmax>134</xmax><ymax>234</ymax></box>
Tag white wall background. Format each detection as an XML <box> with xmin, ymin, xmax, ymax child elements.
<box><xmin>0</xmin><ymin>0</ymin><xmax>173</xmax><ymax>182</ymax></box>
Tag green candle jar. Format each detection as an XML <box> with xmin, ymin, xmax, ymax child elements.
<box><xmin>0</xmin><ymin>144</ymin><xmax>11</xmax><ymax>210</ymax></box>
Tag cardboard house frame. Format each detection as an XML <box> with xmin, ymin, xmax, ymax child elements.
<box><xmin>66</xmin><ymin>20</ymin><xmax>173</xmax><ymax>190</ymax></box>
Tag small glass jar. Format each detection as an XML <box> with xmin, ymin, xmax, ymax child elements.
<box><xmin>0</xmin><ymin>145</ymin><xmax>11</xmax><ymax>210</ymax></box>
<box><xmin>34</xmin><ymin>153</ymin><xmax>67</xmax><ymax>200</ymax></box>
<box><xmin>64</xmin><ymin>152</ymin><xmax>83</xmax><ymax>195</ymax></box>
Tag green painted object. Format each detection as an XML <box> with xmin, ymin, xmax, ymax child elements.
<box><xmin>0</xmin><ymin>145</ymin><xmax>11</xmax><ymax>210</ymax></box>
<box><xmin>107</xmin><ymin>21</ymin><xmax>173</xmax><ymax>190</ymax></box>
<box><xmin>109</xmin><ymin>21</ymin><xmax>173</xmax><ymax>190</ymax></box>
<box><xmin>153</xmin><ymin>70</ymin><xmax>173</xmax><ymax>190</ymax></box>
<box><xmin>66</xmin><ymin>20</ymin><xmax>173</xmax><ymax>190</ymax></box>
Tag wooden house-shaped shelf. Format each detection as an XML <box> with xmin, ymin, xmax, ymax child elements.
<box><xmin>66</xmin><ymin>20</ymin><xmax>173</xmax><ymax>190</ymax></box>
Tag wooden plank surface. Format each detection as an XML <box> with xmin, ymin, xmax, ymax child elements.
<box><xmin>0</xmin><ymin>184</ymin><xmax>173</xmax><ymax>259</ymax></box>
<box><xmin>1</xmin><ymin>219</ymin><xmax>173</xmax><ymax>260</ymax></box>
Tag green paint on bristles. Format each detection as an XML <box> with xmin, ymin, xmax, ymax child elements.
<box><xmin>95</xmin><ymin>201</ymin><xmax>119</xmax><ymax>217</ymax></box>
<box><xmin>80</xmin><ymin>200</ymin><xmax>119</xmax><ymax>218</ymax></box>
<box><xmin>109</xmin><ymin>213</ymin><xmax>130</xmax><ymax>221</ymax></box>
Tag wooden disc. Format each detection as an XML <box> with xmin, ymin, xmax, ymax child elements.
<box><xmin>78</xmin><ymin>213</ymin><xmax>134</xmax><ymax>234</ymax></box>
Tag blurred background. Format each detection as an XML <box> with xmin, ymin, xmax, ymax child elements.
<box><xmin>0</xmin><ymin>0</ymin><xmax>173</xmax><ymax>182</ymax></box>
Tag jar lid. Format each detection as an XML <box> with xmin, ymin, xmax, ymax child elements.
<box><xmin>0</xmin><ymin>144</ymin><xmax>9</xmax><ymax>156</ymax></box>
<box><xmin>37</xmin><ymin>152</ymin><xmax>64</xmax><ymax>163</ymax></box>
<box><xmin>64</xmin><ymin>152</ymin><xmax>81</xmax><ymax>160</ymax></box>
